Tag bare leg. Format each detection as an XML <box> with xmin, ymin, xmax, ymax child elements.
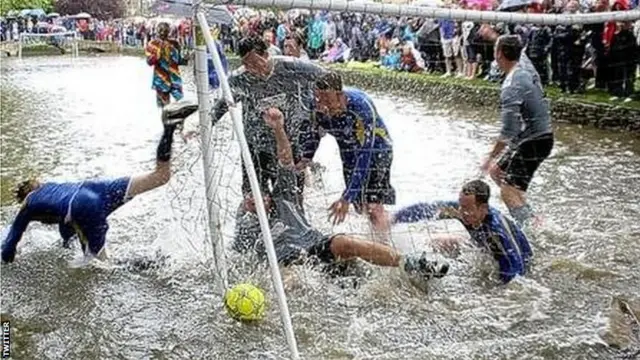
<box><xmin>126</xmin><ymin>124</ymin><xmax>177</xmax><ymax>198</ymax></box>
<box><xmin>455</xmin><ymin>56</ymin><xmax>464</xmax><ymax>76</ymax></box>
<box><xmin>366</xmin><ymin>203</ymin><xmax>389</xmax><ymax>232</ymax></box>
<box><xmin>329</xmin><ymin>234</ymin><xmax>401</xmax><ymax>267</ymax></box>
<box><xmin>489</xmin><ymin>161</ymin><xmax>535</xmax><ymax>226</ymax></box>
<box><xmin>329</xmin><ymin>234</ymin><xmax>451</xmax><ymax>279</ymax></box>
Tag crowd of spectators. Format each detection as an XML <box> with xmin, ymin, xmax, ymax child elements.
<box><xmin>1</xmin><ymin>15</ymin><xmax>194</xmax><ymax>51</ymax></box>
<box><xmin>3</xmin><ymin>0</ymin><xmax>639</xmax><ymax>101</ymax></box>
<box><xmin>217</xmin><ymin>0</ymin><xmax>639</xmax><ymax>101</ymax></box>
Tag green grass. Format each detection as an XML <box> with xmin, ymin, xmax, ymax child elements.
<box><xmin>9</xmin><ymin>43</ymin><xmax>638</xmax><ymax>109</ymax></box>
<box><xmin>327</xmin><ymin>61</ymin><xmax>640</xmax><ymax>110</ymax></box>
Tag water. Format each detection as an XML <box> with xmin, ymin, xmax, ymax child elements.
<box><xmin>1</xmin><ymin>56</ymin><xmax>639</xmax><ymax>360</ymax></box>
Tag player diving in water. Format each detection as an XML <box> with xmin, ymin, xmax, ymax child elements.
<box><xmin>235</xmin><ymin>107</ymin><xmax>448</xmax><ymax>281</ymax></box>
<box><xmin>301</xmin><ymin>72</ymin><xmax>396</xmax><ymax>232</ymax></box>
<box><xmin>480</xmin><ymin>35</ymin><xmax>554</xmax><ymax>228</ymax></box>
<box><xmin>0</xmin><ymin>101</ymin><xmax>199</xmax><ymax>264</ymax></box>
<box><xmin>391</xmin><ymin>179</ymin><xmax>533</xmax><ymax>284</ymax></box>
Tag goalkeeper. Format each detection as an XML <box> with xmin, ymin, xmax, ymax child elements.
<box><xmin>210</xmin><ymin>36</ymin><xmax>327</xmax><ymax>211</ymax></box>
<box><xmin>235</xmin><ymin>108</ymin><xmax>449</xmax><ymax>281</ymax></box>
<box><xmin>1</xmin><ymin>101</ymin><xmax>199</xmax><ymax>263</ymax></box>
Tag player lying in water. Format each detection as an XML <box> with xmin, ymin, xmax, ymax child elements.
<box><xmin>235</xmin><ymin>107</ymin><xmax>449</xmax><ymax>281</ymax></box>
<box><xmin>390</xmin><ymin>180</ymin><xmax>533</xmax><ymax>284</ymax></box>
<box><xmin>1</xmin><ymin>100</ymin><xmax>199</xmax><ymax>263</ymax></box>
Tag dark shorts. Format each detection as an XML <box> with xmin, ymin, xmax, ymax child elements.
<box><xmin>465</xmin><ymin>45</ymin><xmax>476</xmax><ymax>63</ymax></box>
<box><xmin>66</xmin><ymin>177</ymin><xmax>132</xmax><ymax>255</ymax></box>
<box><xmin>498</xmin><ymin>133</ymin><xmax>554</xmax><ymax>191</ymax></box>
<box><xmin>343</xmin><ymin>150</ymin><xmax>396</xmax><ymax>207</ymax></box>
<box><xmin>273</xmin><ymin>228</ymin><xmax>336</xmax><ymax>266</ymax></box>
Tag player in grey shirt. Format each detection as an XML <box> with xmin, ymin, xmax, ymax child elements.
<box><xmin>481</xmin><ymin>35</ymin><xmax>554</xmax><ymax>227</ymax></box>
<box><xmin>210</xmin><ymin>36</ymin><xmax>326</xmax><ymax>210</ymax></box>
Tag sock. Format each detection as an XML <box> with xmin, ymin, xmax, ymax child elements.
<box><xmin>156</xmin><ymin>124</ymin><xmax>176</xmax><ymax>162</ymax></box>
<box><xmin>509</xmin><ymin>203</ymin><xmax>534</xmax><ymax>227</ymax></box>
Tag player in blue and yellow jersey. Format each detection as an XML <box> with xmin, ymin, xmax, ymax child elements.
<box><xmin>391</xmin><ymin>180</ymin><xmax>533</xmax><ymax>283</ymax></box>
<box><xmin>303</xmin><ymin>72</ymin><xmax>395</xmax><ymax>231</ymax></box>
<box><xmin>1</xmin><ymin>101</ymin><xmax>199</xmax><ymax>264</ymax></box>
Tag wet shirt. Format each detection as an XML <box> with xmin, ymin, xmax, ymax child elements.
<box><xmin>253</xmin><ymin>164</ymin><xmax>324</xmax><ymax>266</ymax></box>
<box><xmin>210</xmin><ymin>56</ymin><xmax>326</xmax><ymax>159</ymax></box>
<box><xmin>393</xmin><ymin>201</ymin><xmax>533</xmax><ymax>283</ymax></box>
<box><xmin>1</xmin><ymin>182</ymin><xmax>81</xmax><ymax>262</ymax></box>
<box><xmin>145</xmin><ymin>39</ymin><xmax>184</xmax><ymax>92</ymax></box>
<box><xmin>500</xmin><ymin>66</ymin><xmax>551</xmax><ymax>146</ymax></box>
<box><xmin>311</xmin><ymin>88</ymin><xmax>392</xmax><ymax>203</ymax></box>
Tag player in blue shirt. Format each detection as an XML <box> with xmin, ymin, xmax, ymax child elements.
<box><xmin>1</xmin><ymin>101</ymin><xmax>199</xmax><ymax>263</ymax></box>
<box><xmin>391</xmin><ymin>180</ymin><xmax>533</xmax><ymax>283</ymax></box>
<box><xmin>303</xmin><ymin>72</ymin><xmax>395</xmax><ymax>231</ymax></box>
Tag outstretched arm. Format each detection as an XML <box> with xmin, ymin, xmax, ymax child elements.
<box><xmin>392</xmin><ymin>201</ymin><xmax>460</xmax><ymax>224</ymax></box>
<box><xmin>282</xmin><ymin>57</ymin><xmax>327</xmax><ymax>82</ymax></box>
<box><xmin>1</xmin><ymin>206</ymin><xmax>32</xmax><ymax>263</ymax></box>
<box><xmin>264</xmin><ymin>108</ymin><xmax>298</xmax><ymax>203</ymax></box>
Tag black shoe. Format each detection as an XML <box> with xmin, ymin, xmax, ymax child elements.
<box><xmin>162</xmin><ymin>100</ymin><xmax>199</xmax><ymax>125</ymax></box>
<box><xmin>402</xmin><ymin>252</ymin><xmax>449</xmax><ymax>280</ymax></box>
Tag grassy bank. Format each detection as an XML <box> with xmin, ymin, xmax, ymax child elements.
<box><xmin>330</xmin><ymin>61</ymin><xmax>640</xmax><ymax>110</ymax></box>
<box><xmin>9</xmin><ymin>41</ymin><xmax>639</xmax><ymax>111</ymax></box>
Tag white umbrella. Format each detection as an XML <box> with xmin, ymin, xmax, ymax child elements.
<box><xmin>74</xmin><ymin>12</ymin><xmax>92</xmax><ymax>19</ymax></box>
<box><xmin>411</xmin><ymin>0</ymin><xmax>444</xmax><ymax>7</ymax></box>
<box><xmin>151</xmin><ymin>0</ymin><xmax>234</xmax><ymax>25</ymax></box>
<box><xmin>47</xmin><ymin>12</ymin><xmax>61</xmax><ymax>18</ymax></box>
<box><xmin>130</xmin><ymin>16</ymin><xmax>146</xmax><ymax>23</ymax></box>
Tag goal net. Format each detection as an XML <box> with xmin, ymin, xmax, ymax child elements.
<box><xmin>18</xmin><ymin>31</ymin><xmax>80</xmax><ymax>58</ymax></box>
<box><xmin>164</xmin><ymin>1</ymin><xmax>640</xmax><ymax>359</ymax></box>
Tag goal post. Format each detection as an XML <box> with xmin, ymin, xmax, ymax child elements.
<box><xmin>203</xmin><ymin>0</ymin><xmax>640</xmax><ymax>25</ymax></box>
<box><xmin>193</xmin><ymin>9</ymin><xmax>301</xmax><ymax>360</ymax></box>
<box><xmin>18</xmin><ymin>31</ymin><xmax>80</xmax><ymax>59</ymax></box>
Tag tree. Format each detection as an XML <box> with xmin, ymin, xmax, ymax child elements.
<box><xmin>53</xmin><ymin>0</ymin><xmax>127</xmax><ymax>20</ymax></box>
<box><xmin>4</xmin><ymin>0</ymin><xmax>54</xmax><ymax>13</ymax></box>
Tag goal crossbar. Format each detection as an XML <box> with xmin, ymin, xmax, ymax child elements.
<box><xmin>19</xmin><ymin>31</ymin><xmax>80</xmax><ymax>58</ymax></box>
<box><xmin>204</xmin><ymin>0</ymin><xmax>640</xmax><ymax>25</ymax></box>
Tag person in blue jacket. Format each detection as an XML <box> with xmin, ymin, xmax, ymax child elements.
<box><xmin>391</xmin><ymin>180</ymin><xmax>533</xmax><ymax>283</ymax></box>
<box><xmin>206</xmin><ymin>40</ymin><xmax>229</xmax><ymax>90</ymax></box>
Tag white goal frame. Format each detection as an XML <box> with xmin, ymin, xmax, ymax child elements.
<box><xmin>165</xmin><ymin>1</ymin><xmax>640</xmax><ymax>359</ymax></box>
<box><xmin>18</xmin><ymin>31</ymin><xmax>80</xmax><ymax>59</ymax></box>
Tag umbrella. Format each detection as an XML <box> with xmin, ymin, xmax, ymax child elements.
<box><xmin>467</xmin><ymin>0</ymin><xmax>492</xmax><ymax>9</ymax></box>
<box><xmin>497</xmin><ymin>0</ymin><xmax>541</xmax><ymax>11</ymax></box>
<box><xmin>206</xmin><ymin>6</ymin><xmax>234</xmax><ymax>25</ymax></box>
<box><xmin>411</xmin><ymin>0</ymin><xmax>444</xmax><ymax>7</ymax></box>
<box><xmin>21</xmin><ymin>8</ymin><xmax>46</xmax><ymax>17</ymax></box>
<box><xmin>47</xmin><ymin>12</ymin><xmax>60</xmax><ymax>18</ymax></box>
<box><xmin>50</xmin><ymin>25</ymin><xmax>67</xmax><ymax>33</ymax></box>
<box><xmin>151</xmin><ymin>0</ymin><xmax>234</xmax><ymax>25</ymax></box>
<box><xmin>73</xmin><ymin>12</ymin><xmax>92</xmax><ymax>19</ymax></box>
